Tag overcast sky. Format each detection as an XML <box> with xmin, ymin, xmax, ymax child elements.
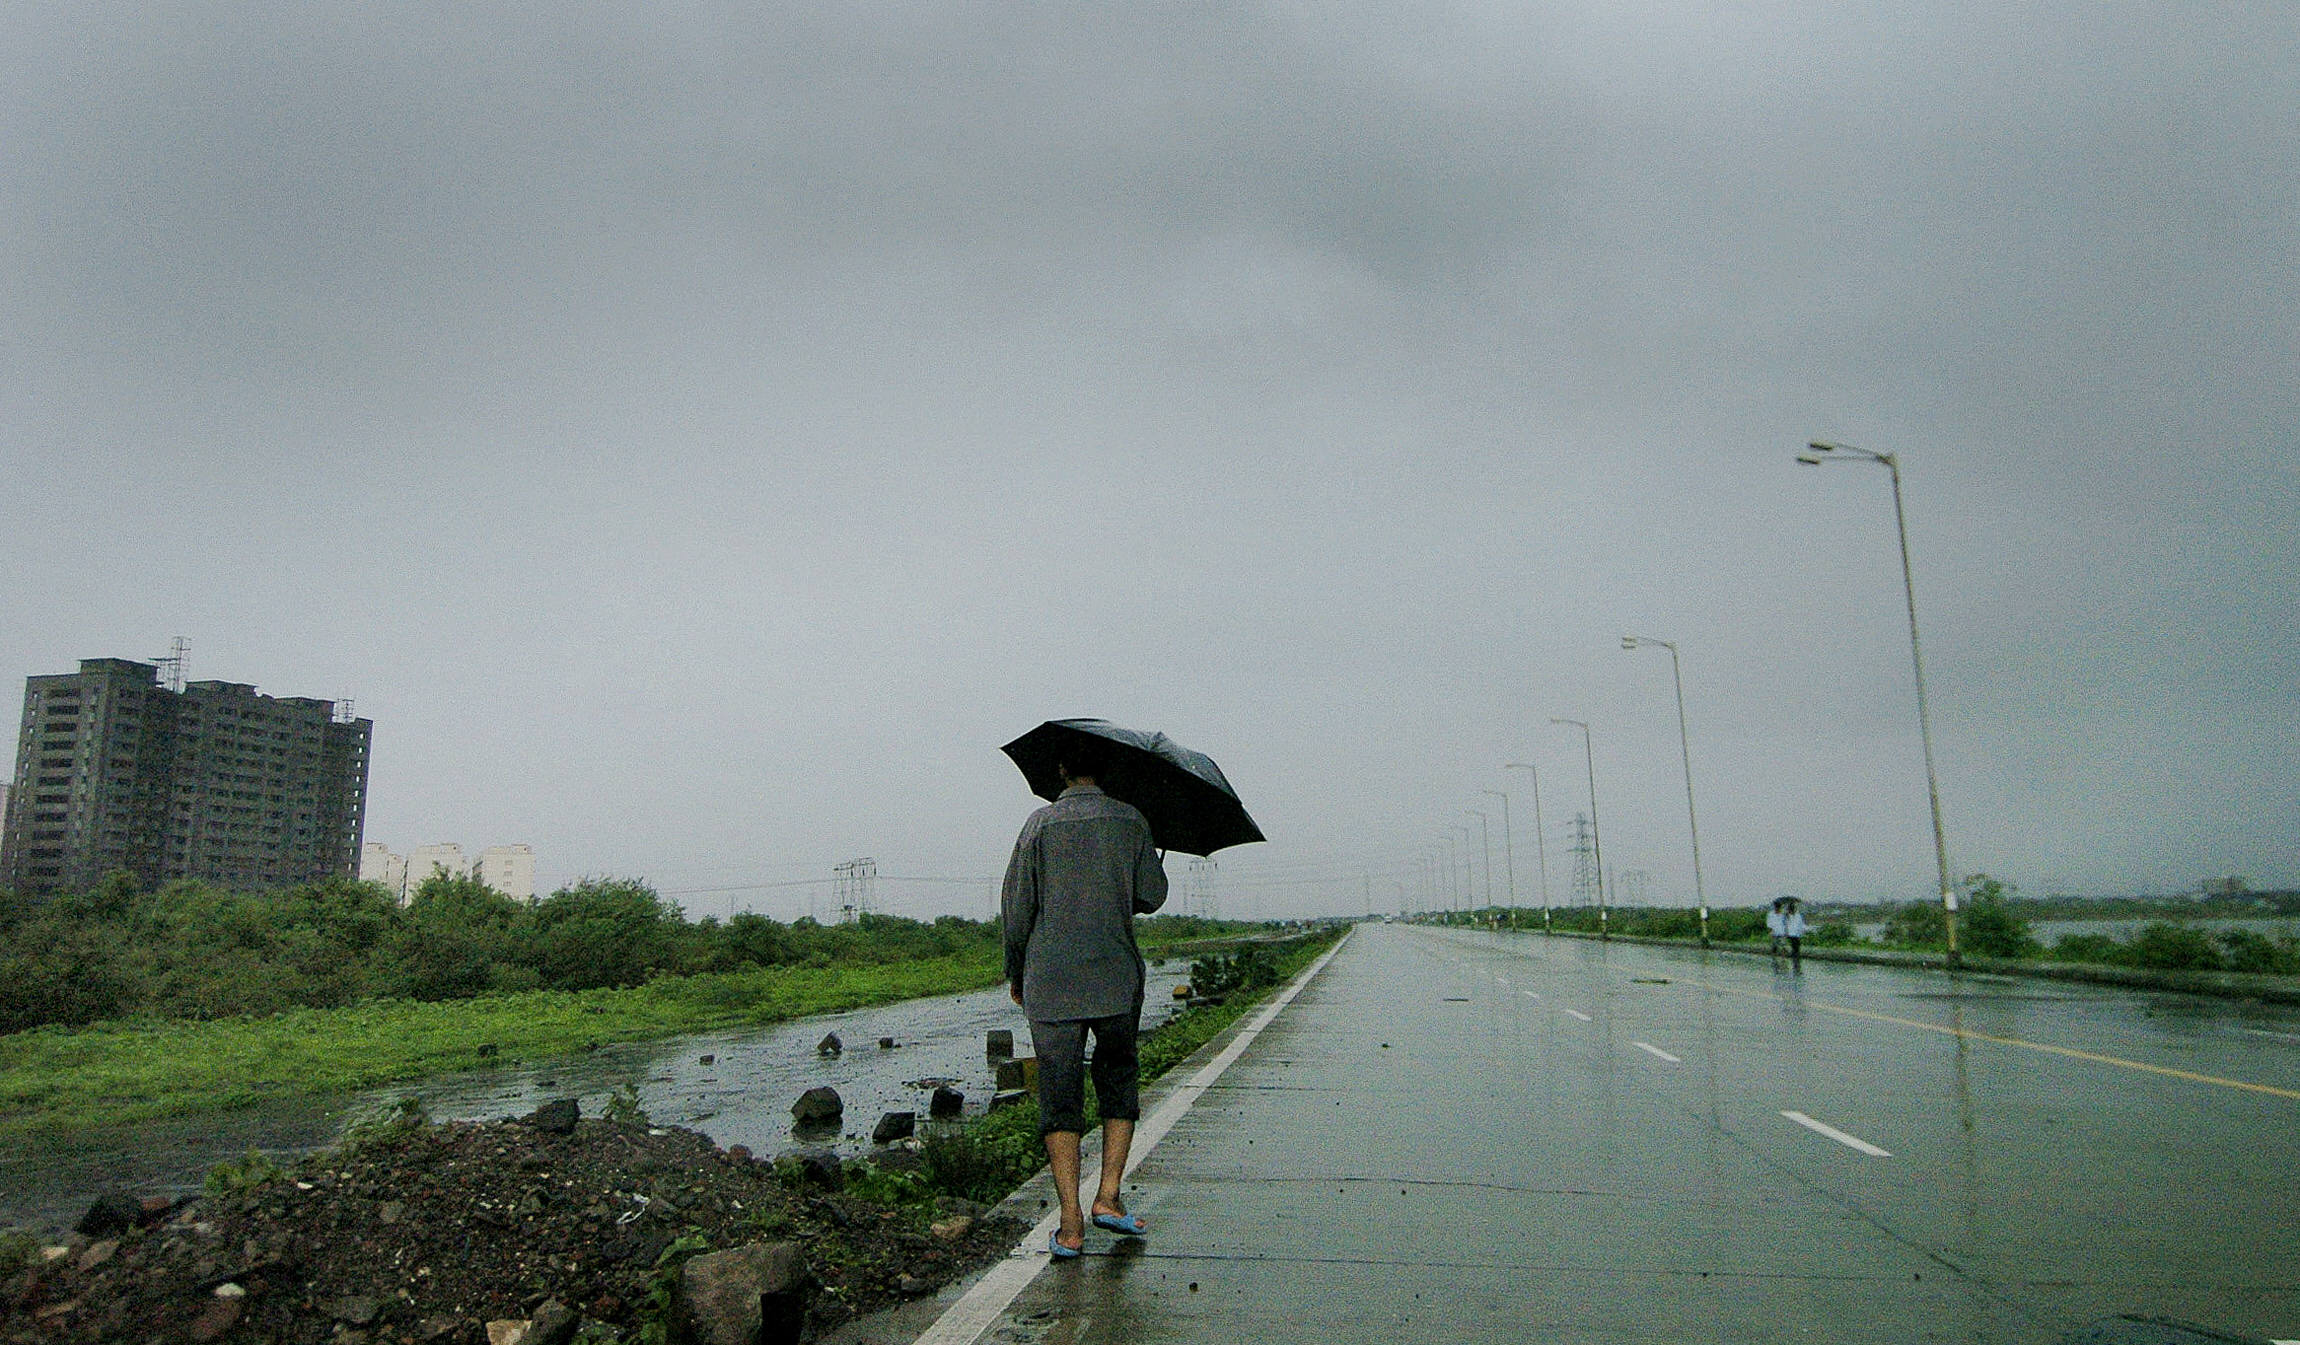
<box><xmin>4</xmin><ymin>2</ymin><xmax>2294</xmax><ymax>920</ymax></box>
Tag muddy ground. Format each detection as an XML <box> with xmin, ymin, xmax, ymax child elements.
<box><xmin>0</xmin><ymin>1106</ymin><xmax>1018</xmax><ymax>1344</ymax></box>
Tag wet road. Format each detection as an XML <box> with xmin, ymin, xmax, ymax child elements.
<box><xmin>971</xmin><ymin>922</ymin><xmax>2300</xmax><ymax>1344</ymax></box>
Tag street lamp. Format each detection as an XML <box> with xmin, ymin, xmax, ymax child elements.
<box><xmin>1481</xmin><ymin>787</ymin><xmax>1515</xmax><ymax>924</ymax></box>
<box><xmin>1467</xmin><ymin>809</ymin><xmax>1493</xmax><ymax>912</ymax></box>
<box><xmin>1506</xmin><ymin>763</ymin><xmax>1552</xmax><ymax>934</ymax></box>
<box><xmin>1454</xmin><ymin>826</ymin><xmax>1475</xmax><ymax>917</ymax></box>
<box><xmin>1622</xmin><ymin>635</ymin><xmax>1710</xmax><ymax>947</ymax></box>
<box><xmin>1549</xmin><ymin>718</ymin><xmax>1607</xmax><ymax>939</ymax></box>
<box><xmin>1441</xmin><ymin>832</ymin><xmax>1461</xmax><ymax>918</ymax></box>
<box><xmin>1799</xmin><ymin>439</ymin><xmax>1960</xmax><ymax>966</ymax></box>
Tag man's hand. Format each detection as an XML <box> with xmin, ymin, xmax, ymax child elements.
<box><xmin>1010</xmin><ymin>984</ymin><xmax>1024</xmax><ymax>1006</ymax></box>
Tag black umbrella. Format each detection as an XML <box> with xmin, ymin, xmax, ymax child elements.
<box><xmin>1001</xmin><ymin>719</ymin><xmax>1267</xmax><ymax>857</ymax></box>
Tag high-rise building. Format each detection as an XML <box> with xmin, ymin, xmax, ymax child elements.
<box><xmin>406</xmin><ymin>842</ymin><xmax>470</xmax><ymax>892</ymax></box>
<box><xmin>0</xmin><ymin>658</ymin><xmax>372</xmax><ymax>896</ymax></box>
<box><xmin>475</xmin><ymin>844</ymin><xmax>536</xmax><ymax>902</ymax></box>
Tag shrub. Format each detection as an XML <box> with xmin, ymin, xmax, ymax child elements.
<box><xmin>203</xmin><ymin>1150</ymin><xmax>286</xmax><ymax>1196</ymax></box>
<box><xmin>1883</xmin><ymin>900</ymin><xmax>1948</xmax><ymax>949</ymax></box>
<box><xmin>2126</xmin><ymin>923</ymin><xmax>2224</xmax><ymax>971</ymax></box>
<box><xmin>1958</xmin><ymin>876</ymin><xmax>2040</xmax><ymax>959</ymax></box>
<box><xmin>2051</xmin><ymin>933</ymin><xmax>2127</xmax><ymax>965</ymax></box>
<box><xmin>1807</xmin><ymin>919</ymin><xmax>1858</xmax><ymax>947</ymax></box>
<box><xmin>2219</xmin><ymin>930</ymin><xmax>2300</xmax><ymax>976</ymax></box>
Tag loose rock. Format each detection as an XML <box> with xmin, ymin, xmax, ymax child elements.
<box><xmin>985</xmin><ymin>1029</ymin><xmax>1014</xmax><ymax>1059</ymax></box>
<box><xmin>73</xmin><ymin>1193</ymin><xmax>142</xmax><ymax>1239</ymax></box>
<box><xmin>513</xmin><ymin>1297</ymin><xmax>580</xmax><ymax>1345</ymax></box>
<box><xmin>523</xmin><ymin>1098</ymin><xmax>581</xmax><ymax>1135</ymax></box>
<box><xmin>791</xmin><ymin>1086</ymin><xmax>844</xmax><ymax>1127</ymax></box>
<box><xmin>871</xmin><ymin>1111</ymin><xmax>916</xmax><ymax>1145</ymax></box>
<box><xmin>929</xmin><ymin>1085</ymin><xmax>964</xmax><ymax>1119</ymax></box>
<box><xmin>817</xmin><ymin>1032</ymin><xmax>843</xmax><ymax>1057</ymax></box>
<box><xmin>676</xmin><ymin>1241</ymin><xmax>807</xmax><ymax>1345</ymax></box>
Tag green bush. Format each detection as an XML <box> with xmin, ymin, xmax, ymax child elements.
<box><xmin>1882</xmin><ymin>900</ymin><xmax>1948</xmax><ymax>949</ymax></box>
<box><xmin>2219</xmin><ymin>930</ymin><xmax>2300</xmax><ymax>976</ymax></box>
<box><xmin>2127</xmin><ymin>923</ymin><xmax>2224</xmax><ymax>971</ymax></box>
<box><xmin>1958</xmin><ymin>877</ymin><xmax>2040</xmax><ymax>959</ymax></box>
<box><xmin>2051</xmin><ymin>932</ymin><xmax>2127</xmax><ymax>964</ymax></box>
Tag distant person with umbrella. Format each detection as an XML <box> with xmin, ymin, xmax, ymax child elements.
<box><xmin>1769</xmin><ymin>896</ymin><xmax>1808</xmax><ymax>969</ymax></box>
<box><xmin>1000</xmin><ymin>719</ymin><xmax>1265</xmax><ymax>1260</ymax></box>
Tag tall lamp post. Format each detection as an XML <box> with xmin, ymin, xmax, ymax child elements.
<box><xmin>1550</xmin><ymin>718</ymin><xmax>1607</xmax><ymax>939</ymax></box>
<box><xmin>1454</xmin><ymin>826</ymin><xmax>1476</xmax><ymax>917</ymax></box>
<box><xmin>1467</xmin><ymin>809</ymin><xmax>1493</xmax><ymax>913</ymax></box>
<box><xmin>1441</xmin><ymin>833</ymin><xmax>1461</xmax><ymax>918</ymax></box>
<box><xmin>1622</xmin><ymin>635</ymin><xmax>1711</xmax><ymax>947</ymax></box>
<box><xmin>1799</xmin><ymin>440</ymin><xmax>1960</xmax><ymax>966</ymax></box>
<box><xmin>1506</xmin><ymin>763</ymin><xmax>1551</xmax><ymax>934</ymax></box>
<box><xmin>1481</xmin><ymin>787</ymin><xmax>1516</xmax><ymax>924</ymax></box>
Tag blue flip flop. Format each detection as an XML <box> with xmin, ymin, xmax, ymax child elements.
<box><xmin>1049</xmin><ymin>1231</ymin><xmax>1083</xmax><ymax>1260</ymax></box>
<box><xmin>1091</xmin><ymin>1211</ymin><xmax>1147</xmax><ymax>1236</ymax></box>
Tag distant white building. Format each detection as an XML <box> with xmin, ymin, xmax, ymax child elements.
<box><xmin>361</xmin><ymin>840</ymin><xmax>535</xmax><ymax>903</ymax></box>
<box><xmin>475</xmin><ymin>844</ymin><xmax>536</xmax><ymax>902</ymax></box>
<box><xmin>359</xmin><ymin>842</ymin><xmax>408</xmax><ymax>898</ymax></box>
<box><xmin>407</xmin><ymin>842</ymin><xmax>471</xmax><ymax>893</ymax></box>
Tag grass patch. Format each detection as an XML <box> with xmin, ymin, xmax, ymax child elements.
<box><xmin>0</xmin><ymin>951</ymin><xmax>1002</xmax><ymax>1138</ymax></box>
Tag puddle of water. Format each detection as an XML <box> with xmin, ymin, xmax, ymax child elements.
<box><xmin>1</xmin><ymin>964</ymin><xmax>1195</xmax><ymax>1236</ymax></box>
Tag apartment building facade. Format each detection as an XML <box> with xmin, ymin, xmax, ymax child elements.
<box><xmin>0</xmin><ymin>658</ymin><xmax>372</xmax><ymax>896</ymax></box>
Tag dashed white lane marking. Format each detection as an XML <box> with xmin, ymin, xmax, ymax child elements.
<box><xmin>1521</xmin><ymin>990</ymin><xmax>1541</xmax><ymax>1000</ymax></box>
<box><xmin>1497</xmin><ymin>977</ymin><xmax>1511</xmax><ymax>987</ymax></box>
<box><xmin>1563</xmin><ymin>1009</ymin><xmax>1594</xmax><ymax>1022</ymax></box>
<box><xmin>910</xmin><ymin>932</ymin><xmax>1352</xmax><ymax>1345</ymax></box>
<box><xmin>1632</xmin><ymin>1041</ymin><xmax>1681</xmax><ymax>1063</ymax></box>
<box><xmin>1782</xmin><ymin>1111</ymin><xmax>1892</xmax><ymax>1157</ymax></box>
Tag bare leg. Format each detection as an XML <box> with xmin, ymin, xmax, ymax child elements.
<box><xmin>1044</xmin><ymin>1131</ymin><xmax>1085</xmax><ymax>1252</ymax></box>
<box><xmin>1091</xmin><ymin>1118</ymin><xmax>1140</xmax><ymax>1226</ymax></box>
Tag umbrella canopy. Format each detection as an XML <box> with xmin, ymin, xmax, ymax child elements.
<box><xmin>1001</xmin><ymin>719</ymin><xmax>1267</xmax><ymax>857</ymax></box>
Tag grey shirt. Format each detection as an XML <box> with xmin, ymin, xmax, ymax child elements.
<box><xmin>1001</xmin><ymin>785</ymin><xmax>1169</xmax><ymax>1021</ymax></box>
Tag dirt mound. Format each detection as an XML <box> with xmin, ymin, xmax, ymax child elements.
<box><xmin>2</xmin><ymin>1112</ymin><xmax>1017</xmax><ymax>1343</ymax></box>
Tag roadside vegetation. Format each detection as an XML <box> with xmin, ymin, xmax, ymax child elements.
<box><xmin>0</xmin><ymin>870</ymin><xmax>1255</xmax><ymax>1036</ymax></box>
<box><xmin>0</xmin><ymin>871</ymin><xmax>1262</xmax><ymax>1135</ymax></box>
<box><xmin>1449</xmin><ymin>876</ymin><xmax>2300</xmax><ymax>976</ymax></box>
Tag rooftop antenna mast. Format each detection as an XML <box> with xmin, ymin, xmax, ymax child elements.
<box><xmin>152</xmin><ymin>636</ymin><xmax>188</xmax><ymax>693</ymax></box>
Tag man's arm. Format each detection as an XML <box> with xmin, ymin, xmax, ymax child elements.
<box><xmin>1133</xmin><ymin>835</ymin><xmax>1168</xmax><ymax>914</ymax></box>
<box><xmin>1000</xmin><ymin>820</ymin><xmax>1041</xmax><ymax>997</ymax></box>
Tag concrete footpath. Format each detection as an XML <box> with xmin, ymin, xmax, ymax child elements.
<box><xmin>889</xmin><ymin>922</ymin><xmax>2300</xmax><ymax>1345</ymax></box>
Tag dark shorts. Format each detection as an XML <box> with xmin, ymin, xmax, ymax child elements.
<box><xmin>1028</xmin><ymin>1014</ymin><xmax>1141</xmax><ymax>1136</ymax></box>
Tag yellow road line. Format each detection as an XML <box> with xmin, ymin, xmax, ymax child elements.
<box><xmin>1685</xmin><ymin>976</ymin><xmax>2300</xmax><ymax>1102</ymax></box>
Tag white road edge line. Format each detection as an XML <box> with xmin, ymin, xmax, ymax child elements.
<box><xmin>909</xmin><ymin>929</ymin><xmax>1353</xmax><ymax>1345</ymax></box>
<box><xmin>2245</xmin><ymin>1028</ymin><xmax>2300</xmax><ymax>1042</ymax></box>
<box><xmin>1631</xmin><ymin>1041</ymin><xmax>1681</xmax><ymax>1063</ymax></box>
<box><xmin>1781</xmin><ymin>1110</ymin><xmax>1892</xmax><ymax>1157</ymax></box>
<box><xmin>1563</xmin><ymin>1009</ymin><xmax>1594</xmax><ymax>1022</ymax></box>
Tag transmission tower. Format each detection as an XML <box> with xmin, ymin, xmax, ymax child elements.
<box><xmin>1186</xmin><ymin>856</ymin><xmax>1218</xmax><ymax>921</ymax></box>
<box><xmin>833</xmin><ymin>857</ymin><xmax>876</xmax><ymax>923</ymax></box>
<box><xmin>1566</xmin><ymin>813</ymin><xmax>1597</xmax><ymax>908</ymax></box>
<box><xmin>1618</xmin><ymin>869</ymin><xmax>1651</xmax><ymax>908</ymax></box>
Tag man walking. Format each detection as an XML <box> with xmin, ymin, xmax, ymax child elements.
<box><xmin>1002</xmin><ymin>746</ymin><xmax>1169</xmax><ymax>1259</ymax></box>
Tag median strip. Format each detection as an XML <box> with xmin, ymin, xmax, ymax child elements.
<box><xmin>1782</xmin><ymin>1110</ymin><xmax>1892</xmax><ymax>1157</ymax></box>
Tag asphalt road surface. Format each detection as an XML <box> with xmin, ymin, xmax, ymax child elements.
<box><xmin>952</xmin><ymin>922</ymin><xmax>2300</xmax><ymax>1344</ymax></box>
